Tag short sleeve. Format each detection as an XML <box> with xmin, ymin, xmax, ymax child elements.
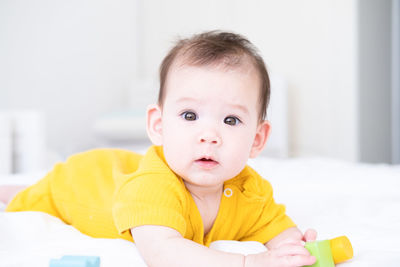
<box><xmin>112</xmin><ymin>173</ymin><xmax>188</xmax><ymax>237</ymax></box>
<box><xmin>237</xmin><ymin>167</ymin><xmax>296</xmax><ymax>244</ymax></box>
<box><xmin>240</xmin><ymin>196</ymin><xmax>295</xmax><ymax>243</ymax></box>
<box><xmin>6</xmin><ymin>167</ymin><xmax>60</xmax><ymax>218</ymax></box>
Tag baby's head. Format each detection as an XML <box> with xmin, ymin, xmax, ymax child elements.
<box><xmin>147</xmin><ymin>31</ymin><xmax>272</xmax><ymax>189</ymax></box>
<box><xmin>158</xmin><ymin>31</ymin><xmax>270</xmax><ymax>122</ymax></box>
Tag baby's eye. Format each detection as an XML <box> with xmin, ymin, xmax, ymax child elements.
<box><xmin>224</xmin><ymin>116</ymin><xmax>241</xmax><ymax>126</ymax></box>
<box><xmin>181</xmin><ymin>111</ymin><xmax>197</xmax><ymax>121</ymax></box>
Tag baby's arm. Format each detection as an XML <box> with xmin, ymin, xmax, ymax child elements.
<box><xmin>266</xmin><ymin>227</ymin><xmax>317</xmax><ymax>249</ymax></box>
<box><xmin>131</xmin><ymin>225</ymin><xmax>316</xmax><ymax>267</ymax></box>
<box><xmin>0</xmin><ymin>185</ymin><xmax>26</xmax><ymax>204</ymax></box>
<box><xmin>132</xmin><ymin>225</ymin><xmax>244</xmax><ymax>267</ymax></box>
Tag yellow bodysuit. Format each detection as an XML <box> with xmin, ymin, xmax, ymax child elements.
<box><xmin>7</xmin><ymin>146</ymin><xmax>295</xmax><ymax>246</ymax></box>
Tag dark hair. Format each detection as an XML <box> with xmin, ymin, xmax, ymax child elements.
<box><xmin>158</xmin><ymin>30</ymin><xmax>270</xmax><ymax>121</ymax></box>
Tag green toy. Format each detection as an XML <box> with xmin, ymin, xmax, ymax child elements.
<box><xmin>305</xmin><ymin>236</ymin><xmax>353</xmax><ymax>267</ymax></box>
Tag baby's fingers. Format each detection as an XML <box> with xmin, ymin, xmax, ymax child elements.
<box><xmin>275</xmin><ymin>245</ymin><xmax>316</xmax><ymax>266</ymax></box>
<box><xmin>275</xmin><ymin>245</ymin><xmax>311</xmax><ymax>257</ymax></box>
<box><xmin>249</xmin><ymin>246</ymin><xmax>316</xmax><ymax>267</ymax></box>
<box><xmin>282</xmin><ymin>254</ymin><xmax>316</xmax><ymax>267</ymax></box>
<box><xmin>303</xmin><ymin>229</ymin><xmax>317</xmax><ymax>242</ymax></box>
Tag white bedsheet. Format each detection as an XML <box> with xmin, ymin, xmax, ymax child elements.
<box><xmin>1</xmin><ymin>157</ymin><xmax>399</xmax><ymax>266</ymax></box>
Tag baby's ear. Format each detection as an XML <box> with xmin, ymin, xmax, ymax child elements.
<box><xmin>146</xmin><ymin>104</ymin><xmax>163</xmax><ymax>145</ymax></box>
<box><xmin>249</xmin><ymin>120</ymin><xmax>271</xmax><ymax>158</ymax></box>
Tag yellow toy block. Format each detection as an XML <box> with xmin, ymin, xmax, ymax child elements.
<box><xmin>305</xmin><ymin>236</ymin><xmax>353</xmax><ymax>267</ymax></box>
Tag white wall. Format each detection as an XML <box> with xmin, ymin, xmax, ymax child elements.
<box><xmin>1</xmin><ymin>0</ymin><xmax>362</xmax><ymax>162</ymax></box>
<box><xmin>0</xmin><ymin>0</ymin><xmax>138</xmax><ymax>157</ymax></box>
<box><xmin>138</xmin><ymin>0</ymin><xmax>359</xmax><ymax>161</ymax></box>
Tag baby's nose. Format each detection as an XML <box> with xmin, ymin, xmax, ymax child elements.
<box><xmin>199</xmin><ymin>132</ymin><xmax>222</xmax><ymax>145</ymax></box>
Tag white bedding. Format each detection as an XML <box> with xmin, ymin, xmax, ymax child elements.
<box><xmin>1</xmin><ymin>157</ymin><xmax>399</xmax><ymax>266</ymax></box>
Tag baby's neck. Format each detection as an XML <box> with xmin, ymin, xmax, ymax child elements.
<box><xmin>185</xmin><ymin>182</ymin><xmax>224</xmax><ymax>236</ymax></box>
<box><xmin>184</xmin><ymin>182</ymin><xmax>223</xmax><ymax>201</ymax></box>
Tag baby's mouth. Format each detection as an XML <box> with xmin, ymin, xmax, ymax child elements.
<box><xmin>195</xmin><ymin>157</ymin><xmax>219</xmax><ymax>169</ymax></box>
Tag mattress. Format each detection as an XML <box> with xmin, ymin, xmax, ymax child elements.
<box><xmin>1</xmin><ymin>156</ymin><xmax>399</xmax><ymax>266</ymax></box>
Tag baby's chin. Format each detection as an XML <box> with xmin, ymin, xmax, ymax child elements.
<box><xmin>180</xmin><ymin>171</ymin><xmax>239</xmax><ymax>189</ymax></box>
<box><xmin>168</xmin><ymin>159</ymin><xmax>245</xmax><ymax>186</ymax></box>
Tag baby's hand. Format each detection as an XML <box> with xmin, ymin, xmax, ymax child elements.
<box><xmin>302</xmin><ymin>229</ymin><xmax>317</xmax><ymax>243</ymax></box>
<box><xmin>0</xmin><ymin>185</ymin><xmax>26</xmax><ymax>204</ymax></box>
<box><xmin>267</xmin><ymin>227</ymin><xmax>318</xmax><ymax>249</ymax></box>
<box><xmin>245</xmin><ymin>243</ymin><xmax>316</xmax><ymax>267</ymax></box>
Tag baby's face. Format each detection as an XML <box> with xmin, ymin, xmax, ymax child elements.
<box><xmin>157</xmin><ymin>62</ymin><xmax>267</xmax><ymax>190</ymax></box>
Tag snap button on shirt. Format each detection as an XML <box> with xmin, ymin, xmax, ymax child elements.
<box><xmin>224</xmin><ymin>188</ymin><xmax>233</xmax><ymax>197</ymax></box>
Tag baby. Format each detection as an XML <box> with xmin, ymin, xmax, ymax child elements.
<box><xmin>5</xmin><ymin>31</ymin><xmax>316</xmax><ymax>266</ymax></box>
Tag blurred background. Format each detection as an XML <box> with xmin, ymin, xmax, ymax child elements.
<box><xmin>0</xmin><ymin>0</ymin><xmax>399</xmax><ymax>174</ymax></box>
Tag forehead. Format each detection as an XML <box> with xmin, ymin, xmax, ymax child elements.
<box><xmin>163</xmin><ymin>61</ymin><xmax>261</xmax><ymax>111</ymax></box>
<box><xmin>166</xmin><ymin>55</ymin><xmax>260</xmax><ymax>92</ymax></box>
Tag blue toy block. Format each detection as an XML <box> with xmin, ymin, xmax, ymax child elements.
<box><xmin>49</xmin><ymin>255</ymin><xmax>100</xmax><ymax>267</ymax></box>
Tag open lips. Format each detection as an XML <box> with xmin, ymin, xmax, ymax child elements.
<box><xmin>195</xmin><ymin>157</ymin><xmax>219</xmax><ymax>169</ymax></box>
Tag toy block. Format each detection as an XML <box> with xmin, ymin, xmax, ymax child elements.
<box><xmin>49</xmin><ymin>255</ymin><xmax>100</xmax><ymax>267</ymax></box>
<box><xmin>305</xmin><ymin>239</ymin><xmax>335</xmax><ymax>267</ymax></box>
<box><xmin>330</xmin><ymin>236</ymin><xmax>353</xmax><ymax>264</ymax></box>
<box><xmin>305</xmin><ymin>236</ymin><xmax>353</xmax><ymax>267</ymax></box>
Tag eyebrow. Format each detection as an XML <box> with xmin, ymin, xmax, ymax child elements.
<box><xmin>229</xmin><ymin>103</ymin><xmax>250</xmax><ymax>115</ymax></box>
<box><xmin>175</xmin><ymin>97</ymin><xmax>250</xmax><ymax>115</ymax></box>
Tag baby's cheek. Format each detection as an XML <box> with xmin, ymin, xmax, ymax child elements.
<box><xmin>226</xmin><ymin>153</ymin><xmax>248</xmax><ymax>176</ymax></box>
